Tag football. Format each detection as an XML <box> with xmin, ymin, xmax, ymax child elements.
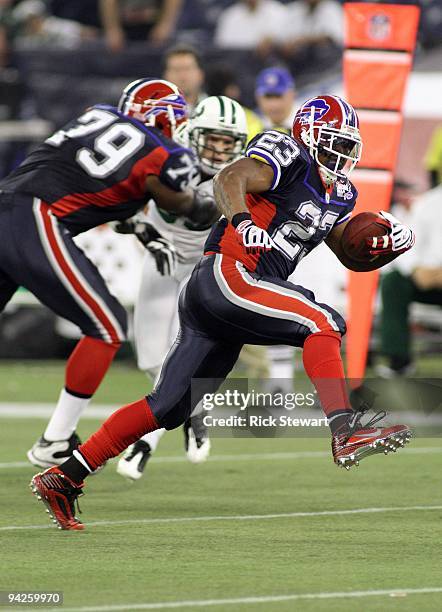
<box><xmin>341</xmin><ymin>212</ymin><xmax>387</xmax><ymax>262</ymax></box>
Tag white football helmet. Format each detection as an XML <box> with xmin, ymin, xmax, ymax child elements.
<box><xmin>188</xmin><ymin>96</ymin><xmax>248</xmax><ymax>176</ymax></box>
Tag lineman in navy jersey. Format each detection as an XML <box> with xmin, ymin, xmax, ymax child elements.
<box><xmin>30</xmin><ymin>95</ymin><xmax>416</xmax><ymax>530</ymax></box>
<box><xmin>0</xmin><ymin>78</ymin><xmax>216</xmax><ymax>469</ymax></box>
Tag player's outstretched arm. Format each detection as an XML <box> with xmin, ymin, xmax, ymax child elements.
<box><xmin>213</xmin><ymin>157</ymin><xmax>274</xmax><ymax>220</ymax></box>
<box><xmin>325</xmin><ymin>220</ymin><xmax>404</xmax><ymax>272</ymax></box>
<box><xmin>145</xmin><ymin>175</ymin><xmax>194</xmax><ymax>215</ymax></box>
<box><xmin>145</xmin><ymin>175</ymin><xmax>219</xmax><ymax>228</ymax></box>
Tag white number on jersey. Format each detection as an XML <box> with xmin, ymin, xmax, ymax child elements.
<box><xmin>166</xmin><ymin>153</ymin><xmax>200</xmax><ymax>190</ymax></box>
<box><xmin>251</xmin><ymin>131</ymin><xmax>300</xmax><ymax>167</ymax></box>
<box><xmin>76</xmin><ymin>124</ymin><xmax>144</xmax><ymax>178</ymax></box>
<box><xmin>46</xmin><ymin>109</ymin><xmax>116</xmax><ymax>146</ymax></box>
<box><xmin>272</xmin><ymin>201</ymin><xmax>339</xmax><ymax>261</ymax></box>
<box><xmin>46</xmin><ymin>108</ymin><xmax>145</xmax><ymax>179</ymax></box>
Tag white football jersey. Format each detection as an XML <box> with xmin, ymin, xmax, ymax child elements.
<box><xmin>141</xmin><ymin>203</ymin><xmax>210</xmax><ymax>263</ymax></box>
<box><xmin>140</xmin><ymin>179</ymin><xmax>214</xmax><ymax>263</ymax></box>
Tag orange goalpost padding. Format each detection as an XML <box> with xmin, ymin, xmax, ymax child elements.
<box><xmin>343</xmin><ymin>2</ymin><xmax>420</xmax><ymax>380</ymax></box>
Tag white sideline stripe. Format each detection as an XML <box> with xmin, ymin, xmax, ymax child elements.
<box><xmin>0</xmin><ymin>403</ymin><xmax>118</xmax><ymax>419</ymax></box>
<box><xmin>39</xmin><ymin>587</ymin><xmax>442</xmax><ymax>611</ymax></box>
<box><xmin>1</xmin><ymin>446</ymin><xmax>442</xmax><ymax>470</ymax></box>
<box><xmin>3</xmin><ymin>404</ymin><xmax>442</xmax><ymax>425</ymax></box>
<box><xmin>1</xmin><ymin>504</ymin><xmax>442</xmax><ymax>533</ymax></box>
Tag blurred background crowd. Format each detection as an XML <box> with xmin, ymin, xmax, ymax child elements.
<box><xmin>0</xmin><ymin>0</ymin><xmax>441</xmax><ymax>379</ymax></box>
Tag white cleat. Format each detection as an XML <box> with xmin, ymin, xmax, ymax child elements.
<box><xmin>184</xmin><ymin>412</ymin><xmax>211</xmax><ymax>464</ymax></box>
<box><xmin>117</xmin><ymin>440</ymin><xmax>152</xmax><ymax>481</ymax></box>
<box><xmin>27</xmin><ymin>433</ymin><xmax>81</xmax><ymax>468</ymax></box>
<box><xmin>186</xmin><ymin>432</ymin><xmax>211</xmax><ymax>464</ymax></box>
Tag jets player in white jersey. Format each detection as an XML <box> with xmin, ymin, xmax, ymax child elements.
<box><xmin>117</xmin><ymin>96</ymin><xmax>248</xmax><ymax>480</ymax></box>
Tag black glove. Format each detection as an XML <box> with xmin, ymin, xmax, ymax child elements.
<box><xmin>113</xmin><ymin>220</ymin><xmax>177</xmax><ymax>276</ymax></box>
<box><xmin>186</xmin><ymin>182</ymin><xmax>220</xmax><ymax>230</ymax></box>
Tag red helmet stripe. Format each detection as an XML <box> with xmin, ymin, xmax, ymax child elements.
<box><xmin>119</xmin><ymin>79</ymin><xmax>181</xmax><ymax>114</ymax></box>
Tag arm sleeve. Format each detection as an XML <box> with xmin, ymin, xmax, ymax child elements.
<box><xmin>159</xmin><ymin>148</ymin><xmax>200</xmax><ymax>192</ymax></box>
<box><xmin>334</xmin><ymin>209</ymin><xmax>353</xmax><ymax>226</ymax></box>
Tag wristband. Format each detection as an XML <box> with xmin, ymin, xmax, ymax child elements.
<box><xmin>231</xmin><ymin>212</ymin><xmax>252</xmax><ymax>228</ymax></box>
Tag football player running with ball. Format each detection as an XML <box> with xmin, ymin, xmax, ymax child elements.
<box><xmin>0</xmin><ymin>77</ymin><xmax>217</xmax><ymax>470</ymax></box>
<box><xmin>30</xmin><ymin>95</ymin><xmax>415</xmax><ymax>530</ymax></box>
<box><xmin>116</xmin><ymin>96</ymin><xmax>248</xmax><ymax>480</ymax></box>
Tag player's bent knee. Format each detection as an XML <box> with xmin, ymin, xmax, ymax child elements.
<box><xmin>303</xmin><ymin>327</ymin><xmax>346</xmax><ymax>348</ymax></box>
<box><xmin>315</xmin><ymin>314</ymin><xmax>346</xmax><ymax>337</ymax></box>
<box><xmin>334</xmin><ymin>318</ymin><xmax>347</xmax><ymax>337</ymax></box>
<box><xmin>155</xmin><ymin>402</ymin><xmax>192</xmax><ymax>431</ymax></box>
<box><xmin>91</xmin><ymin>307</ymin><xmax>128</xmax><ymax>345</ymax></box>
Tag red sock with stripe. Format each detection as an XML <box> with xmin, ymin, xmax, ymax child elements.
<box><xmin>60</xmin><ymin>398</ymin><xmax>159</xmax><ymax>483</ymax></box>
<box><xmin>302</xmin><ymin>331</ymin><xmax>352</xmax><ymax>435</ymax></box>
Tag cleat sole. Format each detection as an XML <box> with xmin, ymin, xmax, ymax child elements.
<box><xmin>335</xmin><ymin>428</ymin><xmax>413</xmax><ymax>469</ymax></box>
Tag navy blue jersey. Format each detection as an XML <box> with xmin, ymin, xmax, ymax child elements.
<box><xmin>205</xmin><ymin>129</ymin><xmax>357</xmax><ymax>279</ymax></box>
<box><xmin>0</xmin><ymin>105</ymin><xmax>199</xmax><ymax>234</ymax></box>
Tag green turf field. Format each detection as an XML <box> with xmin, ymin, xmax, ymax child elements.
<box><xmin>0</xmin><ymin>353</ymin><xmax>441</xmax><ymax>403</ymax></box>
<box><xmin>1</xmin><ymin>361</ymin><xmax>442</xmax><ymax>611</ymax></box>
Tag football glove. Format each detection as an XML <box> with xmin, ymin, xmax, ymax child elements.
<box><xmin>235</xmin><ymin>219</ymin><xmax>274</xmax><ymax>254</ymax></box>
<box><xmin>186</xmin><ymin>181</ymin><xmax>220</xmax><ymax>230</ymax></box>
<box><xmin>366</xmin><ymin>211</ymin><xmax>415</xmax><ymax>256</ymax></box>
<box><xmin>113</xmin><ymin>220</ymin><xmax>177</xmax><ymax>276</ymax></box>
<box><xmin>146</xmin><ymin>236</ymin><xmax>177</xmax><ymax>276</ymax></box>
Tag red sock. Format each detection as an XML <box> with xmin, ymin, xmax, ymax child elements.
<box><xmin>76</xmin><ymin>398</ymin><xmax>158</xmax><ymax>471</ymax></box>
<box><xmin>65</xmin><ymin>336</ymin><xmax>120</xmax><ymax>397</ymax></box>
<box><xmin>303</xmin><ymin>331</ymin><xmax>352</xmax><ymax>433</ymax></box>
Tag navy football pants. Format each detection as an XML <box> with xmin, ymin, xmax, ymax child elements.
<box><xmin>149</xmin><ymin>253</ymin><xmax>346</xmax><ymax>429</ymax></box>
<box><xmin>0</xmin><ymin>192</ymin><xmax>127</xmax><ymax>343</ymax></box>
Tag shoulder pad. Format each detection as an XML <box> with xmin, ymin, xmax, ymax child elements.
<box><xmin>246</xmin><ymin>130</ymin><xmax>304</xmax><ymax>190</ymax></box>
<box><xmin>246</xmin><ymin>130</ymin><xmax>305</xmax><ymax>190</ymax></box>
<box><xmin>92</xmin><ymin>103</ymin><xmax>119</xmax><ymax>115</ymax></box>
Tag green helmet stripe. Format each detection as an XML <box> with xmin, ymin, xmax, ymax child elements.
<box><xmin>231</xmin><ymin>100</ymin><xmax>237</xmax><ymax>125</ymax></box>
<box><xmin>217</xmin><ymin>96</ymin><xmax>226</xmax><ymax>123</ymax></box>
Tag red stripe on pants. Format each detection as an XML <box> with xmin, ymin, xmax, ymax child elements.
<box><xmin>39</xmin><ymin>202</ymin><xmax>121</xmax><ymax>344</ymax></box>
<box><xmin>220</xmin><ymin>256</ymin><xmax>336</xmax><ymax>333</ymax></box>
